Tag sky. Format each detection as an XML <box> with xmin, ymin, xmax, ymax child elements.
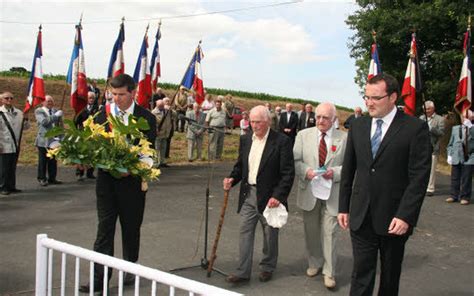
<box><xmin>0</xmin><ymin>0</ymin><xmax>363</xmax><ymax>109</ymax></box>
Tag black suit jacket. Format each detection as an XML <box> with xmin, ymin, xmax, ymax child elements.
<box><xmin>95</xmin><ymin>104</ymin><xmax>157</xmax><ymax>148</ymax></box>
<box><xmin>343</xmin><ymin>114</ymin><xmax>364</xmax><ymax>129</ymax></box>
<box><xmin>279</xmin><ymin>111</ymin><xmax>298</xmax><ymax>139</ymax></box>
<box><xmin>339</xmin><ymin>110</ymin><xmax>431</xmax><ymax>235</ymax></box>
<box><xmin>298</xmin><ymin>111</ymin><xmax>316</xmax><ymax>131</ymax></box>
<box><xmin>229</xmin><ymin>129</ymin><xmax>295</xmax><ymax>214</ymax></box>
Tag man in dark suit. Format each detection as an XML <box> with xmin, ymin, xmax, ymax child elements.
<box><xmin>279</xmin><ymin>103</ymin><xmax>298</xmax><ymax>143</ymax></box>
<box><xmin>223</xmin><ymin>105</ymin><xmax>294</xmax><ymax>284</ymax></box>
<box><xmin>298</xmin><ymin>103</ymin><xmax>316</xmax><ymax>131</ymax></box>
<box><xmin>80</xmin><ymin>74</ymin><xmax>157</xmax><ymax>293</ymax></box>
<box><xmin>338</xmin><ymin>73</ymin><xmax>431</xmax><ymax>296</ymax></box>
<box><xmin>343</xmin><ymin>106</ymin><xmax>363</xmax><ymax>129</ymax></box>
<box><xmin>74</xmin><ymin>91</ymin><xmax>99</xmax><ymax>180</ymax></box>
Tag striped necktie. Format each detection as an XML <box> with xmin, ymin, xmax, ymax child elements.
<box><xmin>319</xmin><ymin>132</ymin><xmax>327</xmax><ymax>167</ymax></box>
<box><xmin>371</xmin><ymin>119</ymin><xmax>384</xmax><ymax>158</ymax></box>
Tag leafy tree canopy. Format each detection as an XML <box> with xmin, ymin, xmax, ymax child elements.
<box><xmin>346</xmin><ymin>0</ymin><xmax>473</xmax><ymax>114</ymax></box>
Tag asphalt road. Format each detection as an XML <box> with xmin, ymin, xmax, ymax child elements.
<box><xmin>0</xmin><ymin>163</ymin><xmax>472</xmax><ymax>296</ymax></box>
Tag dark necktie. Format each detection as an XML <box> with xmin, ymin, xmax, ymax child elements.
<box><xmin>319</xmin><ymin>132</ymin><xmax>327</xmax><ymax>167</ymax></box>
<box><xmin>371</xmin><ymin>119</ymin><xmax>384</xmax><ymax>158</ymax></box>
<box><xmin>49</xmin><ymin>109</ymin><xmax>53</xmax><ymax>116</ymax></box>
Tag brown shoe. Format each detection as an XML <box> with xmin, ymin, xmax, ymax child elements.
<box><xmin>258</xmin><ymin>271</ymin><xmax>273</xmax><ymax>282</ymax></box>
<box><xmin>225</xmin><ymin>274</ymin><xmax>249</xmax><ymax>284</ymax></box>
<box><xmin>323</xmin><ymin>275</ymin><xmax>336</xmax><ymax>289</ymax></box>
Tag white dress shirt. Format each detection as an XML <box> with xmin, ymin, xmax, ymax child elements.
<box><xmin>248</xmin><ymin>128</ymin><xmax>270</xmax><ymax>185</ymax></box>
<box><xmin>370</xmin><ymin>106</ymin><xmax>397</xmax><ymax>141</ymax></box>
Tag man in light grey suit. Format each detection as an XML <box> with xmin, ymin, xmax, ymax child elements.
<box><xmin>293</xmin><ymin>102</ymin><xmax>347</xmax><ymax>289</ymax></box>
<box><xmin>35</xmin><ymin>95</ymin><xmax>63</xmax><ymax>186</ymax></box>
<box><xmin>186</xmin><ymin>103</ymin><xmax>206</xmax><ymax>161</ymax></box>
<box><xmin>419</xmin><ymin>100</ymin><xmax>445</xmax><ymax>196</ymax></box>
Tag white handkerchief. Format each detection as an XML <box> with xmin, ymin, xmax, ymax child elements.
<box><xmin>263</xmin><ymin>203</ymin><xmax>288</xmax><ymax>228</ymax></box>
<box><xmin>311</xmin><ymin>175</ymin><xmax>332</xmax><ymax>200</ymax></box>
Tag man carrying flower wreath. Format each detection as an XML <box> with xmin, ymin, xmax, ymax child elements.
<box><xmin>80</xmin><ymin>74</ymin><xmax>157</xmax><ymax>292</ymax></box>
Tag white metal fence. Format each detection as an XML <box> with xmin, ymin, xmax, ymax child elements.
<box><xmin>36</xmin><ymin>234</ymin><xmax>243</xmax><ymax>296</ymax></box>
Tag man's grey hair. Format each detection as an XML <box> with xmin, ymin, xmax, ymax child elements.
<box><xmin>315</xmin><ymin>102</ymin><xmax>337</xmax><ymax>120</ymax></box>
<box><xmin>87</xmin><ymin>91</ymin><xmax>96</xmax><ymax>98</ymax></box>
<box><xmin>250</xmin><ymin>105</ymin><xmax>271</xmax><ymax>122</ymax></box>
<box><xmin>424</xmin><ymin>100</ymin><xmax>435</xmax><ymax>109</ymax></box>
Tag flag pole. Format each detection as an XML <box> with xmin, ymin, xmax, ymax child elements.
<box><xmin>157</xmin><ymin>40</ymin><xmax>202</xmax><ymax>132</ymax></box>
<box><xmin>18</xmin><ymin>23</ymin><xmax>42</xmax><ymax>162</ymax></box>
<box><xmin>412</xmin><ymin>29</ymin><xmax>429</xmax><ymax>121</ymax></box>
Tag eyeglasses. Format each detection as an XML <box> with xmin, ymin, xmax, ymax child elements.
<box><xmin>3</xmin><ymin>97</ymin><xmax>14</xmax><ymax>100</ymax></box>
<box><xmin>316</xmin><ymin>115</ymin><xmax>332</xmax><ymax>121</ymax></box>
<box><xmin>363</xmin><ymin>94</ymin><xmax>389</xmax><ymax>101</ymax></box>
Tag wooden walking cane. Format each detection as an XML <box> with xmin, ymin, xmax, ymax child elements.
<box><xmin>207</xmin><ymin>189</ymin><xmax>230</xmax><ymax>277</ymax></box>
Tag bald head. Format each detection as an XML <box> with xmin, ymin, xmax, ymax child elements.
<box><xmin>315</xmin><ymin>102</ymin><xmax>337</xmax><ymax>133</ymax></box>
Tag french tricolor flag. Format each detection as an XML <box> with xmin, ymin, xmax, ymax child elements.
<box><xmin>401</xmin><ymin>33</ymin><xmax>418</xmax><ymax>116</ymax></box>
<box><xmin>133</xmin><ymin>28</ymin><xmax>152</xmax><ymax>108</ymax></box>
<box><xmin>66</xmin><ymin>22</ymin><xmax>88</xmax><ymax>114</ymax></box>
<box><xmin>181</xmin><ymin>44</ymin><xmax>205</xmax><ymax>105</ymax></box>
<box><xmin>24</xmin><ymin>26</ymin><xmax>45</xmax><ymax>113</ymax></box>
<box><xmin>368</xmin><ymin>42</ymin><xmax>381</xmax><ymax>80</ymax></box>
<box><xmin>150</xmin><ymin>23</ymin><xmax>161</xmax><ymax>93</ymax></box>
<box><xmin>454</xmin><ymin>27</ymin><xmax>472</xmax><ymax>116</ymax></box>
<box><xmin>107</xmin><ymin>21</ymin><xmax>125</xmax><ymax>79</ymax></box>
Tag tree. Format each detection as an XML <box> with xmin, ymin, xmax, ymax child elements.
<box><xmin>346</xmin><ymin>0</ymin><xmax>473</xmax><ymax>114</ymax></box>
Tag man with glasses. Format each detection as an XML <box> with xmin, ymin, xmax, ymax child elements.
<box><xmin>0</xmin><ymin>92</ymin><xmax>28</xmax><ymax>195</ymax></box>
<box><xmin>338</xmin><ymin>74</ymin><xmax>431</xmax><ymax>296</ymax></box>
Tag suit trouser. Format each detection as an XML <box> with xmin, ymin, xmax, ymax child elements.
<box><xmin>93</xmin><ymin>170</ymin><xmax>146</xmax><ymax>282</ymax></box>
<box><xmin>0</xmin><ymin>153</ymin><xmax>18</xmax><ymax>191</ymax></box>
<box><xmin>236</xmin><ymin>186</ymin><xmax>279</xmax><ymax>278</ymax></box>
<box><xmin>37</xmin><ymin>146</ymin><xmax>57</xmax><ymax>182</ymax></box>
<box><xmin>450</xmin><ymin>164</ymin><xmax>473</xmax><ymax>201</ymax></box>
<box><xmin>303</xmin><ymin>200</ymin><xmax>338</xmax><ymax>277</ymax></box>
<box><xmin>187</xmin><ymin>137</ymin><xmax>203</xmax><ymax>160</ymax></box>
<box><xmin>155</xmin><ymin>137</ymin><xmax>168</xmax><ymax>165</ymax></box>
<box><xmin>208</xmin><ymin>127</ymin><xmax>224</xmax><ymax>160</ymax></box>
<box><xmin>350</xmin><ymin>213</ymin><xmax>409</xmax><ymax>296</ymax></box>
<box><xmin>427</xmin><ymin>154</ymin><xmax>438</xmax><ymax>193</ymax></box>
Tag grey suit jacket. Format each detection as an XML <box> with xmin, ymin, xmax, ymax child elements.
<box><xmin>447</xmin><ymin>124</ymin><xmax>474</xmax><ymax>165</ymax></box>
<box><xmin>0</xmin><ymin>106</ymin><xmax>24</xmax><ymax>154</ymax></box>
<box><xmin>419</xmin><ymin>113</ymin><xmax>445</xmax><ymax>155</ymax></box>
<box><xmin>185</xmin><ymin>110</ymin><xmax>206</xmax><ymax>140</ymax></box>
<box><xmin>294</xmin><ymin>127</ymin><xmax>347</xmax><ymax>216</ymax></box>
<box><xmin>34</xmin><ymin>107</ymin><xmax>62</xmax><ymax>148</ymax></box>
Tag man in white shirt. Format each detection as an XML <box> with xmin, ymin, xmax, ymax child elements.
<box><xmin>223</xmin><ymin>105</ymin><xmax>294</xmax><ymax>284</ymax></box>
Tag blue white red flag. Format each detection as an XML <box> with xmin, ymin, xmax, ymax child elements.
<box><xmin>24</xmin><ymin>26</ymin><xmax>45</xmax><ymax>113</ymax></box>
<box><xmin>454</xmin><ymin>25</ymin><xmax>472</xmax><ymax>116</ymax></box>
<box><xmin>368</xmin><ymin>42</ymin><xmax>381</xmax><ymax>80</ymax></box>
<box><xmin>133</xmin><ymin>29</ymin><xmax>152</xmax><ymax>108</ymax></box>
<box><xmin>401</xmin><ymin>33</ymin><xmax>418</xmax><ymax>116</ymax></box>
<box><xmin>107</xmin><ymin>21</ymin><xmax>125</xmax><ymax>78</ymax></box>
<box><xmin>150</xmin><ymin>23</ymin><xmax>161</xmax><ymax>93</ymax></box>
<box><xmin>67</xmin><ymin>23</ymin><xmax>88</xmax><ymax>114</ymax></box>
<box><xmin>181</xmin><ymin>44</ymin><xmax>205</xmax><ymax>105</ymax></box>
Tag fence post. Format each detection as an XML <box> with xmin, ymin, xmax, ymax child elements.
<box><xmin>36</xmin><ymin>234</ymin><xmax>48</xmax><ymax>296</ymax></box>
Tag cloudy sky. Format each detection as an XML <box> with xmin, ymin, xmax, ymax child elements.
<box><xmin>0</xmin><ymin>0</ymin><xmax>363</xmax><ymax>108</ymax></box>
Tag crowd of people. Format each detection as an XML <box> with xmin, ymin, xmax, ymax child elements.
<box><xmin>0</xmin><ymin>73</ymin><xmax>472</xmax><ymax>295</ymax></box>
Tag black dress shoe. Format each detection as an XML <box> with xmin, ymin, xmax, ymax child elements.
<box><xmin>426</xmin><ymin>191</ymin><xmax>434</xmax><ymax>196</ymax></box>
<box><xmin>258</xmin><ymin>271</ymin><xmax>273</xmax><ymax>282</ymax></box>
<box><xmin>123</xmin><ymin>273</ymin><xmax>135</xmax><ymax>286</ymax></box>
<box><xmin>0</xmin><ymin>190</ymin><xmax>11</xmax><ymax>196</ymax></box>
<box><xmin>159</xmin><ymin>163</ymin><xmax>170</xmax><ymax>168</ymax></box>
<box><xmin>10</xmin><ymin>189</ymin><xmax>22</xmax><ymax>193</ymax></box>
<box><xmin>79</xmin><ymin>283</ymin><xmax>108</xmax><ymax>293</ymax></box>
<box><xmin>87</xmin><ymin>175</ymin><xmax>96</xmax><ymax>179</ymax></box>
<box><xmin>48</xmin><ymin>180</ymin><xmax>63</xmax><ymax>185</ymax></box>
<box><xmin>225</xmin><ymin>274</ymin><xmax>249</xmax><ymax>284</ymax></box>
